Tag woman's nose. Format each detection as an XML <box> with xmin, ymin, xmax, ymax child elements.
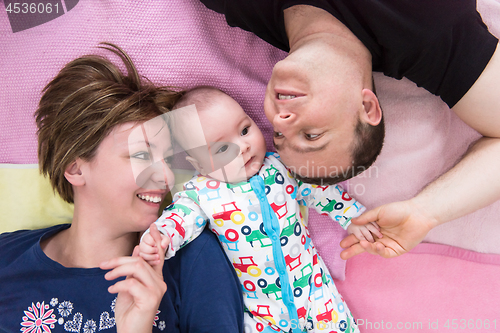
<box><xmin>149</xmin><ymin>160</ymin><xmax>172</xmax><ymax>187</ymax></box>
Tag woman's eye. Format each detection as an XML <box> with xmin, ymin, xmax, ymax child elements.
<box><xmin>241</xmin><ymin>126</ymin><xmax>249</xmax><ymax>136</ymax></box>
<box><xmin>131</xmin><ymin>152</ymin><xmax>150</xmax><ymax>160</ymax></box>
<box><xmin>305</xmin><ymin>133</ymin><xmax>320</xmax><ymax>140</ymax></box>
<box><xmin>274</xmin><ymin>131</ymin><xmax>283</xmax><ymax>138</ymax></box>
<box><xmin>216</xmin><ymin>145</ymin><xmax>229</xmax><ymax>154</ymax></box>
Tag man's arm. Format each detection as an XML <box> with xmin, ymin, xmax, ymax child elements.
<box><xmin>341</xmin><ymin>44</ymin><xmax>500</xmax><ymax>259</ymax></box>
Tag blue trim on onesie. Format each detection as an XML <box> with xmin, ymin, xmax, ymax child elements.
<box><xmin>250</xmin><ymin>175</ymin><xmax>302</xmax><ymax>333</ymax></box>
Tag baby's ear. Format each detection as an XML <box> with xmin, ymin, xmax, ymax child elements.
<box><xmin>186</xmin><ymin>156</ymin><xmax>206</xmax><ymax>175</ymax></box>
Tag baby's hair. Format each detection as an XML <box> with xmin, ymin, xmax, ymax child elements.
<box><xmin>173</xmin><ymin>85</ymin><xmax>228</xmax><ymax>112</ymax></box>
<box><xmin>171</xmin><ymin>86</ymin><xmax>229</xmax><ymax>152</ymax></box>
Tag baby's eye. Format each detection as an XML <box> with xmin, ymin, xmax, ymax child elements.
<box><xmin>164</xmin><ymin>156</ymin><xmax>174</xmax><ymax>165</ymax></box>
<box><xmin>305</xmin><ymin>133</ymin><xmax>320</xmax><ymax>140</ymax></box>
<box><xmin>216</xmin><ymin>145</ymin><xmax>229</xmax><ymax>154</ymax></box>
<box><xmin>241</xmin><ymin>126</ymin><xmax>249</xmax><ymax>136</ymax></box>
<box><xmin>131</xmin><ymin>152</ymin><xmax>151</xmax><ymax>160</ymax></box>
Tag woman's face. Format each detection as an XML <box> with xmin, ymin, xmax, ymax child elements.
<box><xmin>79</xmin><ymin>117</ymin><xmax>174</xmax><ymax>232</ymax></box>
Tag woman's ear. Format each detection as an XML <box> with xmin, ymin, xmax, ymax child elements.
<box><xmin>185</xmin><ymin>156</ymin><xmax>206</xmax><ymax>175</ymax></box>
<box><xmin>361</xmin><ymin>88</ymin><xmax>382</xmax><ymax>126</ymax></box>
<box><xmin>64</xmin><ymin>159</ymin><xmax>86</xmax><ymax>186</ymax></box>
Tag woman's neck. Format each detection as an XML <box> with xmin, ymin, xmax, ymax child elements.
<box><xmin>41</xmin><ymin>212</ymin><xmax>138</xmax><ymax>268</ymax></box>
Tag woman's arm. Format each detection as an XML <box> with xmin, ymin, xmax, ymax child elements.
<box><xmin>101</xmin><ymin>225</ymin><xmax>167</xmax><ymax>333</ymax></box>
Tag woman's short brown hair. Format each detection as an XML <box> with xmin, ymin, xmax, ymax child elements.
<box><xmin>35</xmin><ymin>43</ymin><xmax>182</xmax><ymax>203</ymax></box>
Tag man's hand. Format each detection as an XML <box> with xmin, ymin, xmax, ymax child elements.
<box><xmin>340</xmin><ymin>200</ymin><xmax>435</xmax><ymax>260</ymax></box>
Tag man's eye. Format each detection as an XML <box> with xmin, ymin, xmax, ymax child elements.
<box><xmin>131</xmin><ymin>152</ymin><xmax>150</xmax><ymax>160</ymax></box>
<box><xmin>274</xmin><ymin>131</ymin><xmax>283</xmax><ymax>138</ymax></box>
<box><xmin>305</xmin><ymin>133</ymin><xmax>320</xmax><ymax>140</ymax></box>
<box><xmin>216</xmin><ymin>145</ymin><xmax>229</xmax><ymax>154</ymax></box>
<box><xmin>241</xmin><ymin>126</ymin><xmax>249</xmax><ymax>136</ymax></box>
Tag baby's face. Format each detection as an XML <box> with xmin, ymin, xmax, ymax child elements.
<box><xmin>192</xmin><ymin>94</ymin><xmax>267</xmax><ymax>183</ymax></box>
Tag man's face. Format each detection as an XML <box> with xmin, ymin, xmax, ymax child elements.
<box><xmin>264</xmin><ymin>45</ymin><xmax>360</xmax><ymax>178</ymax></box>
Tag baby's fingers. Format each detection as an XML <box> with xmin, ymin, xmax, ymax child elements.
<box><xmin>367</xmin><ymin>222</ymin><xmax>383</xmax><ymax>238</ymax></box>
<box><xmin>349</xmin><ymin>228</ymin><xmax>368</xmax><ymax>242</ymax></box>
<box><xmin>359</xmin><ymin>227</ymin><xmax>375</xmax><ymax>243</ymax></box>
<box><xmin>139</xmin><ymin>242</ymin><xmax>159</xmax><ymax>255</ymax></box>
<box><xmin>139</xmin><ymin>252</ymin><xmax>161</xmax><ymax>263</ymax></box>
<box><xmin>142</xmin><ymin>232</ymin><xmax>156</xmax><ymax>246</ymax></box>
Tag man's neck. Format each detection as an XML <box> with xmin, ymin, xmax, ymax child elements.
<box><xmin>284</xmin><ymin>5</ymin><xmax>371</xmax><ymax>61</ymax></box>
<box><xmin>284</xmin><ymin>4</ymin><xmax>372</xmax><ymax>85</ymax></box>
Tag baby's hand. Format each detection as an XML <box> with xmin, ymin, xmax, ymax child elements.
<box><xmin>347</xmin><ymin>221</ymin><xmax>383</xmax><ymax>243</ymax></box>
<box><xmin>139</xmin><ymin>224</ymin><xmax>171</xmax><ymax>267</ymax></box>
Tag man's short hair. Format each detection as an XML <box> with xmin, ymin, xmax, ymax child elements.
<box><xmin>35</xmin><ymin>43</ymin><xmax>182</xmax><ymax>203</ymax></box>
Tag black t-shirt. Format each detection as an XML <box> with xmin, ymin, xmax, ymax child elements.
<box><xmin>200</xmin><ymin>0</ymin><xmax>498</xmax><ymax>108</ymax></box>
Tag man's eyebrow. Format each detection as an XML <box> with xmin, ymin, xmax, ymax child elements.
<box><xmin>273</xmin><ymin>139</ymin><xmax>329</xmax><ymax>154</ymax></box>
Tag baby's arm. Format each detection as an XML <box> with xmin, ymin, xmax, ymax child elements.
<box><xmin>140</xmin><ymin>188</ymin><xmax>209</xmax><ymax>261</ymax></box>
<box><xmin>297</xmin><ymin>182</ymin><xmax>365</xmax><ymax>230</ymax></box>
<box><xmin>299</xmin><ymin>183</ymin><xmax>383</xmax><ymax>242</ymax></box>
<box><xmin>347</xmin><ymin>222</ymin><xmax>383</xmax><ymax>242</ymax></box>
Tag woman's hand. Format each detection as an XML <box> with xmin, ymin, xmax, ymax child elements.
<box><xmin>100</xmin><ymin>224</ymin><xmax>167</xmax><ymax>333</ymax></box>
<box><xmin>340</xmin><ymin>200</ymin><xmax>436</xmax><ymax>259</ymax></box>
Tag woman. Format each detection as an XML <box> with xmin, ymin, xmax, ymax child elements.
<box><xmin>0</xmin><ymin>44</ymin><xmax>243</xmax><ymax>333</ymax></box>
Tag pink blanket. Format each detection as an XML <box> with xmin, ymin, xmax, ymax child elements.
<box><xmin>1</xmin><ymin>0</ymin><xmax>500</xmax><ymax>286</ymax></box>
<box><xmin>337</xmin><ymin>243</ymin><xmax>500</xmax><ymax>332</ymax></box>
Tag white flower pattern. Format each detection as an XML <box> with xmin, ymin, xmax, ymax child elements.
<box><xmin>58</xmin><ymin>301</ymin><xmax>73</xmax><ymax>318</ymax></box>
<box><xmin>83</xmin><ymin>319</ymin><xmax>97</xmax><ymax>333</ymax></box>
<box><xmin>110</xmin><ymin>298</ymin><xmax>116</xmax><ymax>313</ymax></box>
<box><xmin>19</xmin><ymin>298</ymin><xmax>164</xmax><ymax>332</ymax></box>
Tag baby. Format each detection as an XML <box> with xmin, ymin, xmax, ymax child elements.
<box><xmin>140</xmin><ymin>87</ymin><xmax>381</xmax><ymax>333</ymax></box>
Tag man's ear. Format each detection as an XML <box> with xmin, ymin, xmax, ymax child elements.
<box><xmin>185</xmin><ymin>156</ymin><xmax>206</xmax><ymax>175</ymax></box>
<box><xmin>64</xmin><ymin>159</ymin><xmax>85</xmax><ymax>186</ymax></box>
<box><xmin>361</xmin><ymin>88</ymin><xmax>382</xmax><ymax>126</ymax></box>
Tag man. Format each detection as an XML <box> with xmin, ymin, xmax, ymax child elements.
<box><xmin>200</xmin><ymin>0</ymin><xmax>500</xmax><ymax>259</ymax></box>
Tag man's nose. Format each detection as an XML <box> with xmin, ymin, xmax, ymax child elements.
<box><xmin>274</xmin><ymin>111</ymin><xmax>296</xmax><ymax>125</ymax></box>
